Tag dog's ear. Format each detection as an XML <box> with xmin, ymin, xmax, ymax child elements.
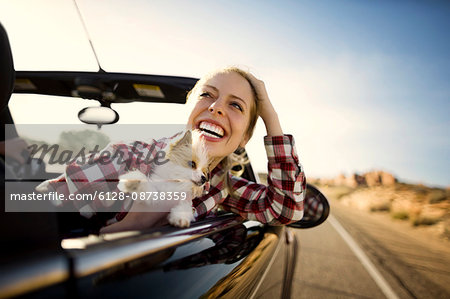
<box><xmin>168</xmin><ymin>130</ymin><xmax>193</xmax><ymax>163</ymax></box>
<box><xmin>170</xmin><ymin>130</ymin><xmax>192</xmax><ymax>152</ymax></box>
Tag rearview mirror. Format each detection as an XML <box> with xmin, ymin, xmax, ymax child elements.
<box><xmin>288</xmin><ymin>184</ymin><xmax>330</xmax><ymax>229</ymax></box>
<box><xmin>78</xmin><ymin>106</ymin><xmax>119</xmax><ymax>126</ymax></box>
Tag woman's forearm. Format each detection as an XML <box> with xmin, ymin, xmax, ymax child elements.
<box><xmin>262</xmin><ymin>110</ymin><xmax>283</xmax><ymax>136</ymax></box>
<box><xmin>246</xmin><ymin>72</ymin><xmax>284</xmax><ymax>137</ymax></box>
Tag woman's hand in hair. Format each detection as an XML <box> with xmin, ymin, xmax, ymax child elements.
<box><xmin>246</xmin><ymin>73</ymin><xmax>283</xmax><ymax>136</ymax></box>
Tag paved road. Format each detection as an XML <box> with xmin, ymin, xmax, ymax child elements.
<box><xmin>291</xmin><ymin>198</ymin><xmax>450</xmax><ymax>298</ymax></box>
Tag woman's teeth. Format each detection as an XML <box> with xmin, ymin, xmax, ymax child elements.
<box><xmin>199</xmin><ymin>122</ymin><xmax>224</xmax><ymax>138</ymax></box>
<box><xmin>202</xmin><ymin>131</ymin><xmax>221</xmax><ymax>138</ymax></box>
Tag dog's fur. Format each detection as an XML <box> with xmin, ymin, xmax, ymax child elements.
<box><xmin>116</xmin><ymin>130</ymin><xmax>210</xmax><ymax>228</ymax></box>
<box><xmin>36</xmin><ymin>130</ymin><xmax>210</xmax><ymax>230</ymax></box>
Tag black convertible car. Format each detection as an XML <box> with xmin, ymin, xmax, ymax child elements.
<box><xmin>0</xmin><ymin>24</ymin><xmax>329</xmax><ymax>298</ymax></box>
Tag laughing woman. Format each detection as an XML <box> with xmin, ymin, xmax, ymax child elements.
<box><xmin>43</xmin><ymin>67</ymin><xmax>306</xmax><ymax>233</ymax></box>
<box><xmin>99</xmin><ymin>67</ymin><xmax>306</xmax><ymax>232</ymax></box>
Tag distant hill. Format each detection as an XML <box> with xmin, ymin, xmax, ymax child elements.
<box><xmin>308</xmin><ymin>171</ymin><xmax>450</xmax><ymax>240</ymax></box>
<box><xmin>309</xmin><ymin>170</ymin><xmax>397</xmax><ymax>188</ymax></box>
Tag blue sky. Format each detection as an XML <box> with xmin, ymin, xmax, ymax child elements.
<box><xmin>1</xmin><ymin>0</ymin><xmax>449</xmax><ymax>186</ymax></box>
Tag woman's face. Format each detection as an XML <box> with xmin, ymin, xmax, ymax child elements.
<box><xmin>187</xmin><ymin>72</ymin><xmax>254</xmax><ymax>160</ymax></box>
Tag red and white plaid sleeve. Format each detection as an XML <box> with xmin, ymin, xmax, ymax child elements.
<box><xmin>44</xmin><ymin>139</ymin><xmax>168</xmax><ymax>218</ymax></box>
<box><xmin>220</xmin><ymin>135</ymin><xmax>306</xmax><ymax>225</ymax></box>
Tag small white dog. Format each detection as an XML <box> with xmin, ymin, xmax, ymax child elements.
<box><xmin>36</xmin><ymin>130</ymin><xmax>211</xmax><ymax>230</ymax></box>
<box><xmin>116</xmin><ymin>130</ymin><xmax>210</xmax><ymax>228</ymax></box>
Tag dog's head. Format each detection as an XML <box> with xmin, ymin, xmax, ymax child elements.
<box><xmin>167</xmin><ymin>130</ymin><xmax>210</xmax><ymax>196</ymax></box>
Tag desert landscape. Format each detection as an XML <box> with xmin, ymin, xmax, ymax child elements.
<box><xmin>308</xmin><ymin>171</ymin><xmax>450</xmax><ymax>242</ymax></box>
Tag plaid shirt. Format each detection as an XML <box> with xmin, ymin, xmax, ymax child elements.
<box><xmin>45</xmin><ymin>134</ymin><xmax>305</xmax><ymax>226</ymax></box>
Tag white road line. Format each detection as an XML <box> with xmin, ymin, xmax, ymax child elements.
<box><xmin>328</xmin><ymin>215</ymin><xmax>399</xmax><ymax>299</ymax></box>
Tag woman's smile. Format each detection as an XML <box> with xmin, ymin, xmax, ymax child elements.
<box><xmin>197</xmin><ymin>120</ymin><xmax>225</xmax><ymax>140</ymax></box>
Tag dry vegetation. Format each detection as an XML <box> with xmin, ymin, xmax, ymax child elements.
<box><xmin>311</xmin><ymin>175</ymin><xmax>450</xmax><ymax>240</ymax></box>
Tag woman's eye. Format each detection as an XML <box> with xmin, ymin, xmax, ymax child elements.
<box><xmin>200</xmin><ymin>92</ymin><xmax>211</xmax><ymax>98</ymax></box>
<box><xmin>231</xmin><ymin>102</ymin><xmax>243</xmax><ymax>111</ymax></box>
<box><xmin>188</xmin><ymin>161</ymin><xmax>197</xmax><ymax>169</ymax></box>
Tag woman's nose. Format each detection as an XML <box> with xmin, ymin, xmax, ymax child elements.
<box><xmin>208</xmin><ymin>99</ymin><xmax>224</xmax><ymax>115</ymax></box>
